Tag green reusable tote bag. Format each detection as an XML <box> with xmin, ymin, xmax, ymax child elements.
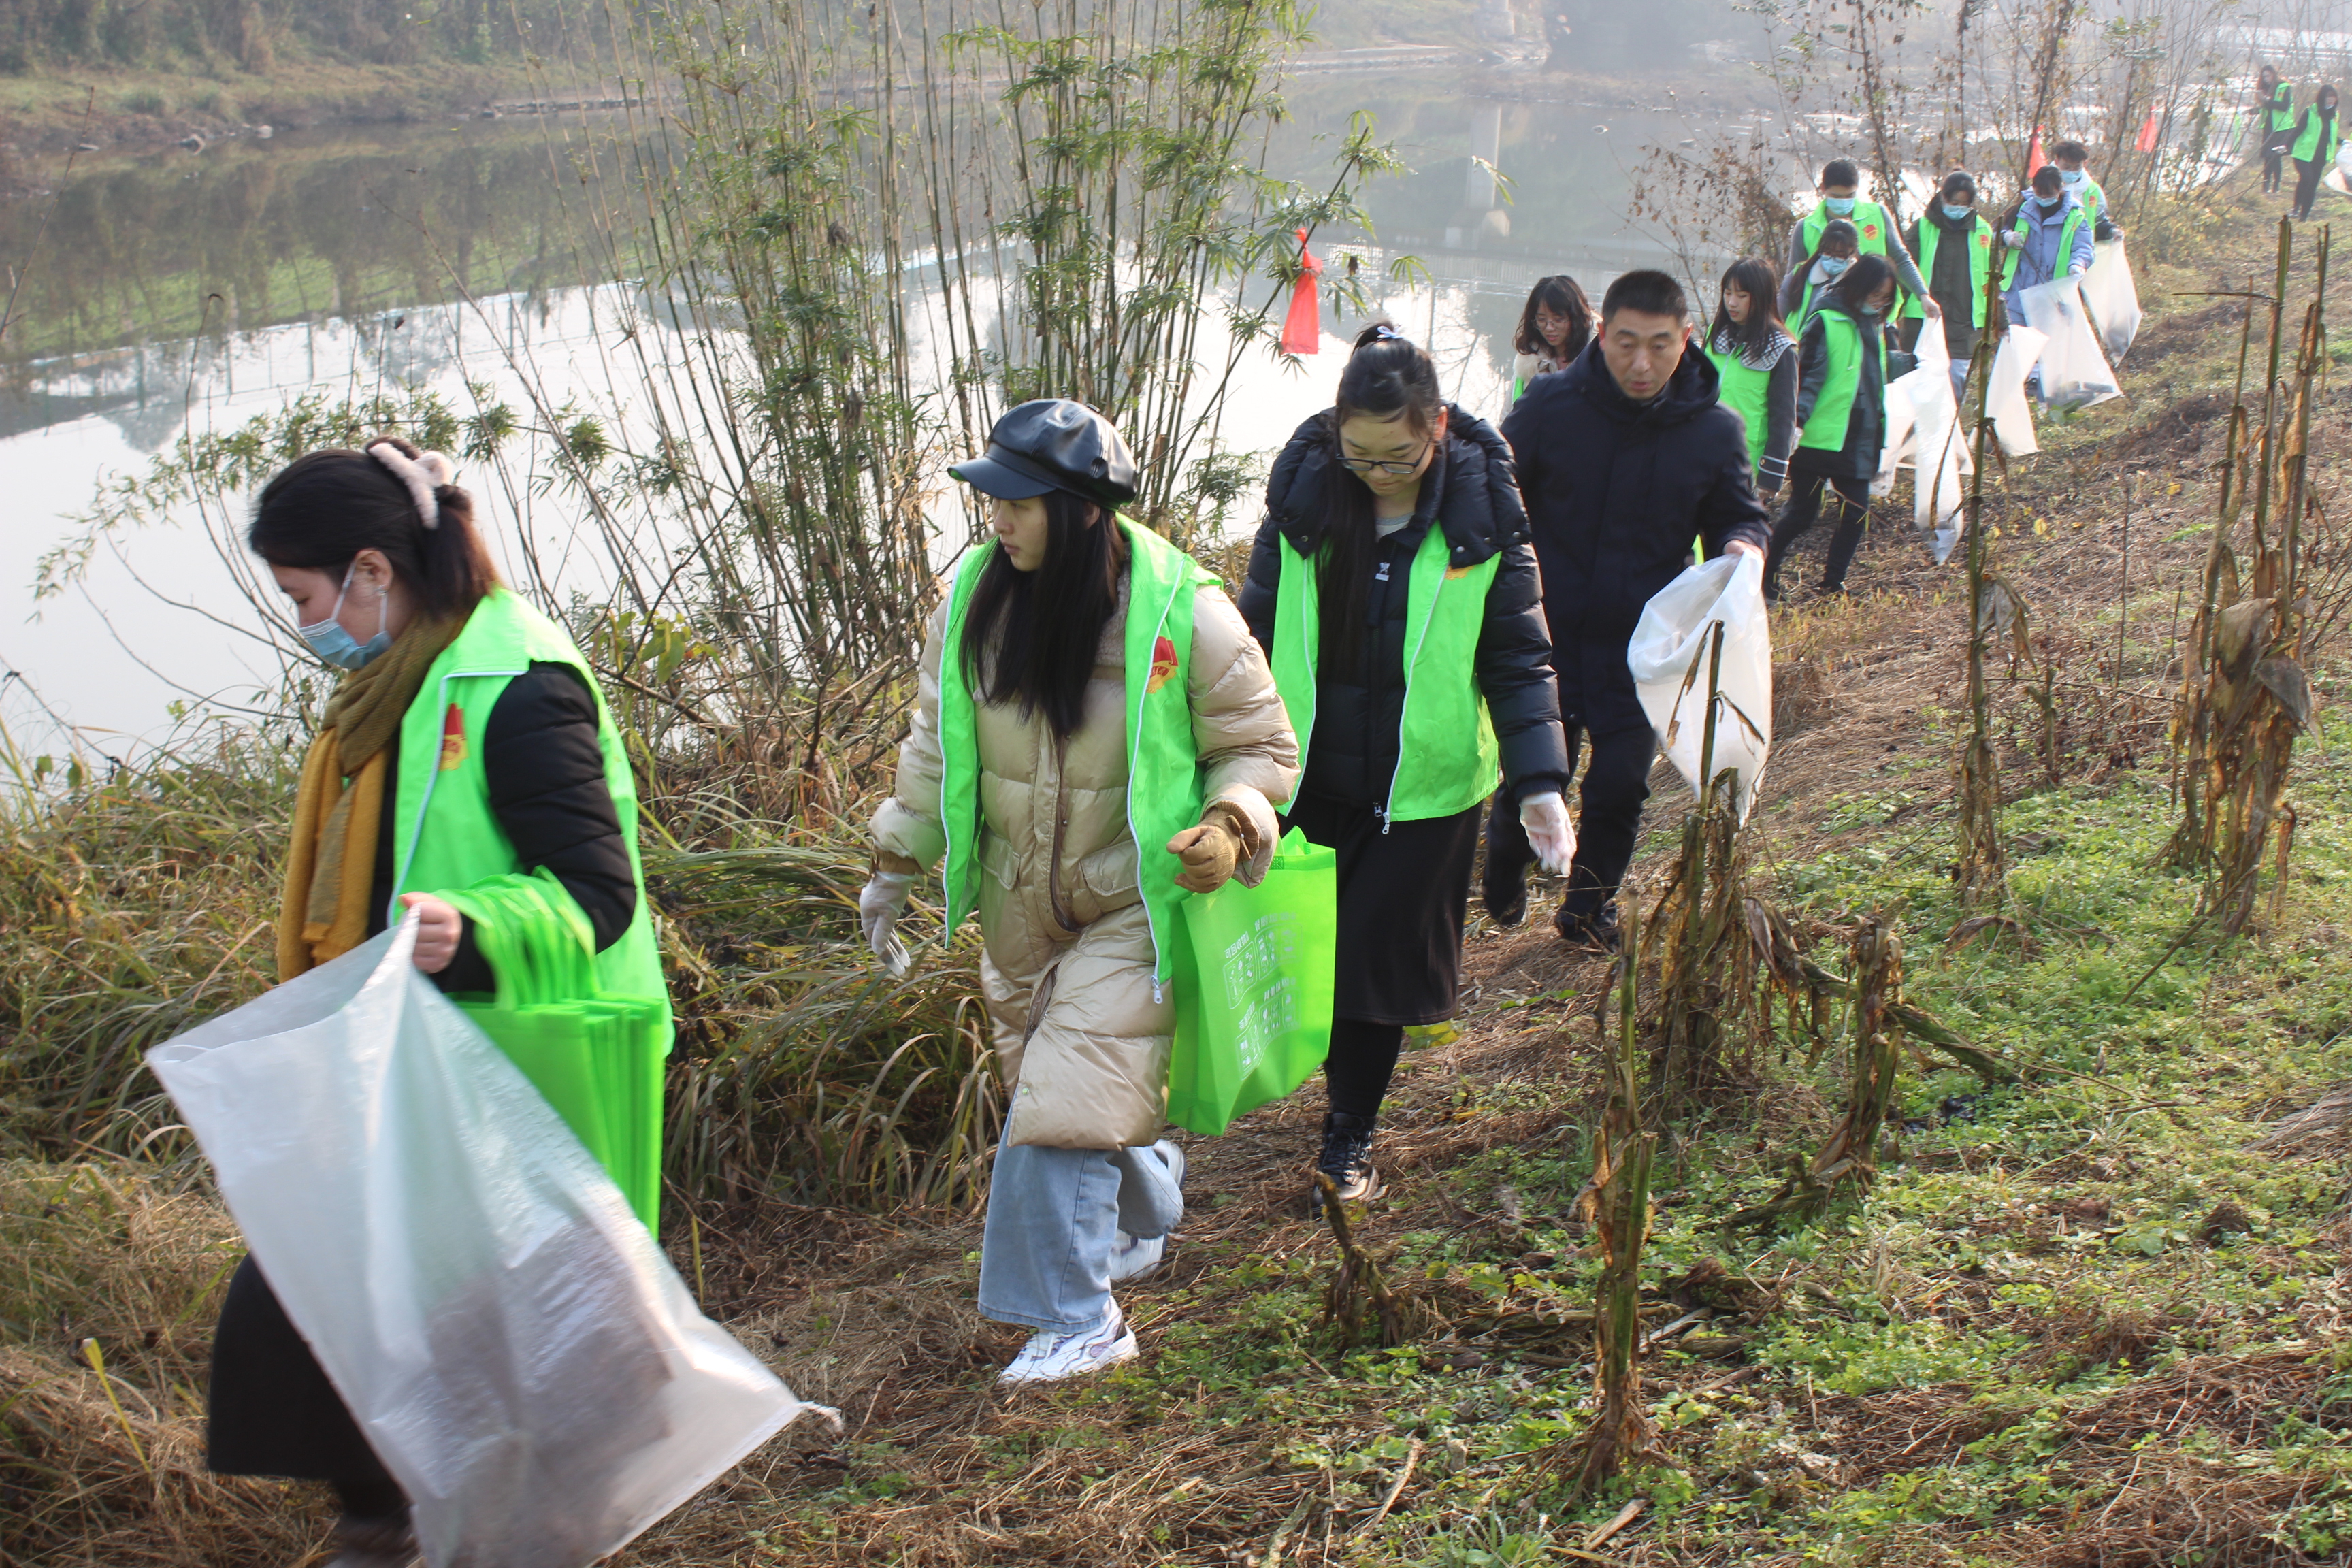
<box><xmin>441</xmin><ymin>871</ymin><xmax>668</xmax><ymax>1230</ymax></box>
<box><xmin>1167</xmin><ymin>830</ymin><xmax>1337</xmax><ymax>1135</ymax></box>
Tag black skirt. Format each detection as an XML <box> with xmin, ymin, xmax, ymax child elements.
<box><xmin>208</xmin><ymin>1254</ymin><xmax>401</xmax><ymax>1495</ymax></box>
<box><xmin>1283</xmin><ymin>794</ymin><xmax>1480</xmax><ymax>1026</ymax></box>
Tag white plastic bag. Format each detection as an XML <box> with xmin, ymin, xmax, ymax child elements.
<box><xmin>1627</xmin><ymin>551</ymin><xmax>1773</xmax><ymax>823</ymax></box>
<box><xmin>1987</xmin><ymin>324</ymin><xmax>2048</xmax><ymax>457</ymax></box>
<box><xmin>150</xmin><ymin>919</ymin><xmax>817</xmax><ymax>1568</ymax></box>
<box><xmin>2016</xmin><ymin>277</ymin><xmax>2121</xmax><ymax>412</ymax></box>
<box><xmin>1876</xmin><ymin>323</ymin><xmax>1970</xmax><ymax>559</ymax></box>
<box><xmin>2078</xmin><ymin>238</ymin><xmax>2142</xmax><ymax>363</ymax></box>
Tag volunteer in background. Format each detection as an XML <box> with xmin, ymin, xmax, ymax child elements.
<box><xmin>2001</xmin><ymin>164</ymin><xmax>2096</xmax><ymax>327</ymax></box>
<box><xmin>862</xmin><ymin>400</ymin><xmax>1296</xmax><ymax>1384</ymax></box>
<box><xmin>1499</xmin><ymin>272</ymin><xmax>1770</xmax><ymax>950</ymax></box>
<box><xmin>216</xmin><ymin>438</ymin><xmax>665</xmax><ymax>1568</ymax></box>
<box><xmin>1765</xmin><ymin>255</ymin><xmax>1907</xmax><ymax>602</ymax></box>
<box><xmin>2289</xmin><ymin>85</ymin><xmax>2341</xmax><ymax>221</ymax></box>
<box><xmin>1239</xmin><ymin>323</ymin><xmax>1571</xmax><ymax>1207</ymax></box>
<box><xmin>1781</xmin><ymin>158</ymin><xmax>1942</xmax><ymax>325</ymax></box>
<box><xmin>2047</xmin><ymin>140</ymin><xmax>2121</xmax><ymax>239</ymax></box>
<box><xmin>1902</xmin><ymin>171</ymin><xmax>1999</xmax><ymax>402</ymax></box>
<box><xmin>2259</xmin><ymin>66</ymin><xmax>2297</xmax><ymax>195</ymax></box>
<box><xmin>1779</xmin><ymin>217</ymin><xmax>1861</xmax><ymax>337</ymax></box>
<box><xmin>1505</xmin><ymin>274</ymin><xmax>1595</xmax><ymax>410</ymax></box>
<box><xmin>1704</xmin><ymin>257</ymin><xmax>1797</xmax><ymax>500</ymax></box>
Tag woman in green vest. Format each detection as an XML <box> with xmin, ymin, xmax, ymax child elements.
<box><xmin>1764</xmin><ymin>255</ymin><xmax>1904</xmax><ymax>602</ymax></box>
<box><xmin>1705</xmin><ymin>257</ymin><xmax>1797</xmax><ymax>500</ymax></box>
<box><xmin>1903</xmin><ymin>171</ymin><xmax>1999</xmax><ymax>403</ymax></box>
<box><xmin>1237</xmin><ymin>324</ymin><xmax>1573</xmax><ymax>1209</ymax></box>
<box><xmin>861</xmin><ymin>399</ymin><xmax>1298</xmax><ymax>1385</ymax></box>
<box><xmin>2259</xmin><ymin>66</ymin><xmax>2296</xmax><ymax>195</ymax></box>
<box><xmin>208</xmin><ymin>438</ymin><xmax>666</xmax><ymax>1567</ymax></box>
<box><xmin>1778</xmin><ymin>217</ymin><xmax>1859</xmax><ymax>339</ymax></box>
<box><xmin>2290</xmin><ymin>84</ymin><xmax>2340</xmax><ymax>221</ymax></box>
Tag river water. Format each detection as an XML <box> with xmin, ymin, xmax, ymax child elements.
<box><xmin>2</xmin><ymin>61</ymin><xmax>1750</xmax><ymax>753</ymax></box>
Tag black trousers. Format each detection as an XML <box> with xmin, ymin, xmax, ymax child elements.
<box><xmin>2294</xmin><ymin>157</ymin><xmax>2325</xmax><ymax>219</ymax></box>
<box><xmin>2265</xmin><ymin>145</ymin><xmax>2287</xmax><ymax>192</ymax></box>
<box><xmin>1765</xmin><ymin>449</ymin><xmax>1873</xmax><ymax>595</ymax></box>
<box><xmin>1484</xmin><ymin>723</ymin><xmax>1656</xmax><ymax>921</ymax></box>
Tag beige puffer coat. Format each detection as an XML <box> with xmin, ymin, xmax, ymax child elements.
<box><xmin>872</xmin><ymin>576</ymin><xmax>1298</xmax><ymax>1149</ymax></box>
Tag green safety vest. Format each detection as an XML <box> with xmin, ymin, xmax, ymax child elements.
<box><xmin>1788</xmin><ymin>278</ymin><xmax>1821</xmax><ymax>338</ymax></box>
<box><xmin>2009</xmin><ymin>201</ymin><xmax>2089</xmax><ymax>289</ymax></box>
<box><xmin>1803</xmin><ymin>199</ymin><xmax>1896</xmax><ymax>261</ymax></box>
<box><xmin>2292</xmin><ymin>108</ymin><xmax>2340</xmax><ymax>164</ymax></box>
<box><xmin>1797</xmin><ymin>308</ymin><xmax>1888</xmax><ymax>453</ymax></box>
<box><xmin>2270</xmin><ymin>81</ymin><xmax>2298</xmax><ymax>134</ymax></box>
<box><xmin>936</xmin><ymin>517</ymin><xmax>1210</xmax><ymax>990</ymax></box>
<box><xmin>1901</xmin><ymin>212</ymin><xmax>2001</xmax><ymax>326</ymax></box>
<box><xmin>1705</xmin><ymin>339</ymin><xmax>1777</xmax><ymax>471</ymax></box>
<box><xmin>391</xmin><ymin>588</ymin><xmax>671</xmax><ymax>1016</ymax></box>
<box><xmin>1268</xmin><ymin>522</ymin><xmax>1500</xmax><ymax>828</ymax></box>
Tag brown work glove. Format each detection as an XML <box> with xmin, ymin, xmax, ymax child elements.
<box><xmin>1166</xmin><ymin>802</ymin><xmax>1254</xmax><ymax>894</ymax></box>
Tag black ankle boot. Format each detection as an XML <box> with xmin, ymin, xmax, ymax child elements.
<box><xmin>1313</xmin><ymin>1111</ymin><xmax>1383</xmax><ymax>1211</ymax></box>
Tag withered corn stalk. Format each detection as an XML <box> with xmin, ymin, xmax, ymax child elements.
<box><xmin>1561</xmin><ymin>903</ymin><xmax>1663</xmax><ymax>1492</ymax></box>
<box><xmin>1728</xmin><ymin>917</ymin><xmax>1910</xmax><ymax>1228</ymax></box>
<box><xmin>2166</xmin><ymin>220</ymin><xmax>2328</xmax><ymax>934</ymax></box>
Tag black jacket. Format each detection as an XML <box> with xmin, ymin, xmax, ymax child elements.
<box><xmin>365</xmin><ymin>662</ymin><xmax>636</xmax><ymax>993</ymax></box>
<box><xmin>1501</xmin><ymin>341</ymin><xmax>1771</xmax><ymax>732</ymax></box>
<box><xmin>1237</xmin><ymin>403</ymin><xmax>1569</xmax><ymax>811</ymax></box>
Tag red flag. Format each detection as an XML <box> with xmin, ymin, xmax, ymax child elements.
<box><xmin>1280</xmin><ymin>228</ymin><xmax>1322</xmax><ymax>356</ymax></box>
<box><xmin>2025</xmin><ymin>126</ymin><xmax>2046</xmax><ymax>176</ymax></box>
<box><xmin>2136</xmin><ymin>107</ymin><xmax>2159</xmax><ymax>152</ymax></box>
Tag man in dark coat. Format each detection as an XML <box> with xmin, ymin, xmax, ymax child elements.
<box><xmin>1492</xmin><ymin>269</ymin><xmax>1772</xmax><ymax>949</ymax></box>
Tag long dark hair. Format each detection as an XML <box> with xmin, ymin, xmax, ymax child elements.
<box><xmin>1708</xmin><ymin>257</ymin><xmax>1786</xmax><ymax>358</ymax></box>
<box><xmin>1513</xmin><ymin>274</ymin><xmax>1593</xmax><ymax>359</ymax></box>
<box><xmin>2261</xmin><ymin>63</ymin><xmax>2281</xmax><ymax>90</ymax></box>
<box><xmin>1824</xmin><ymin>254</ymin><xmax>1897</xmax><ymax>318</ymax></box>
<box><xmin>957</xmin><ymin>490</ymin><xmax>1125</xmax><ymax>739</ymax></box>
<box><xmin>1318</xmin><ymin>322</ymin><xmax>1444</xmax><ymax>674</ymax></box>
<box><xmin>248</xmin><ymin>435</ymin><xmax>500</xmax><ymax>621</ymax></box>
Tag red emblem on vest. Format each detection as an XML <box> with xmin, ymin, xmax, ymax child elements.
<box><xmin>438</xmin><ymin>703</ymin><xmax>467</xmax><ymax>770</ymax></box>
<box><xmin>1863</xmin><ymin>222</ymin><xmax>1881</xmax><ymax>240</ymax></box>
<box><xmin>1147</xmin><ymin>635</ymin><xmax>1179</xmax><ymax>694</ymax></box>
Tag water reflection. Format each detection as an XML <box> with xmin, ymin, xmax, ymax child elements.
<box><xmin>3</xmin><ymin>66</ymin><xmax>1740</xmax><ymax>745</ymax></box>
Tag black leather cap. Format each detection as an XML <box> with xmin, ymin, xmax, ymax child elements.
<box><xmin>950</xmin><ymin>399</ymin><xmax>1139</xmax><ymax>507</ymax></box>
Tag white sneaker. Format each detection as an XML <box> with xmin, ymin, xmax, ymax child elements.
<box><xmin>997</xmin><ymin>1302</ymin><xmax>1139</xmax><ymax>1386</ymax></box>
<box><xmin>1109</xmin><ymin>1230</ymin><xmax>1167</xmax><ymax>1281</ymax></box>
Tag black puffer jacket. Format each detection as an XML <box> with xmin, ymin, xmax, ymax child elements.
<box><xmin>1501</xmin><ymin>340</ymin><xmax>1771</xmax><ymax>732</ymax></box>
<box><xmin>365</xmin><ymin>662</ymin><xmax>636</xmax><ymax>994</ymax></box>
<box><xmin>1237</xmin><ymin>404</ymin><xmax>1570</xmax><ymax>811</ymax></box>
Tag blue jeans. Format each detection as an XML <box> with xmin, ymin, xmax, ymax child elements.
<box><xmin>976</xmin><ymin>1137</ymin><xmax>1184</xmax><ymax>1333</ymax></box>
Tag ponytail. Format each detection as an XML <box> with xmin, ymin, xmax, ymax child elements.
<box><xmin>248</xmin><ymin>434</ymin><xmax>500</xmax><ymax>621</ymax></box>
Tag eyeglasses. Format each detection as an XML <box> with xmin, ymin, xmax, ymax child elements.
<box><xmin>1337</xmin><ymin>440</ymin><xmax>1431</xmax><ymax>476</ymax></box>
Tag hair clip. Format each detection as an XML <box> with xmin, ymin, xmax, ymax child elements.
<box><xmin>366</xmin><ymin>440</ymin><xmax>457</xmax><ymax>530</ymax></box>
<box><xmin>1373</xmin><ymin>323</ymin><xmax>1405</xmax><ymax>342</ymax></box>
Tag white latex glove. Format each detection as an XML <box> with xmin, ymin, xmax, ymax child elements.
<box><xmin>2069</xmin><ymin>261</ymin><xmax>2088</xmax><ymax>276</ymax></box>
<box><xmin>858</xmin><ymin>871</ymin><xmax>915</xmax><ymax>977</ymax></box>
<box><xmin>2001</xmin><ymin>230</ymin><xmax>2024</xmax><ymax>250</ymax></box>
<box><xmin>1518</xmin><ymin>789</ymin><xmax>1577</xmax><ymax>877</ymax></box>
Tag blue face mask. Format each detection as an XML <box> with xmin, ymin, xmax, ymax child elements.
<box><xmin>298</xmin><ymin>564</ymin><xmax>393</xmax><ymax>671</ymax></box>
<box><xmin>1818</xmin><ymin>255</ymin><xmax>1852</xmax><ymax>277</ymax></box>
<box><xmin>1942</xmin><ymin>202</ymin><xmax>1974</xmax><ymax>221</ymax></box>
<box><xmin>1823</xmin><ymin>195</ymin><xmax>1858</xmax><ymax>216</ymax></box>
<box><xmin>2038</xmin><ymin>193</ymin><xmax>2063</xmax><ymax>212</ymax></box>
<box><xmin>2059</xmin><ymin>168</ymin><xmax>2087</xmax><ymax>188</ymax></box>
